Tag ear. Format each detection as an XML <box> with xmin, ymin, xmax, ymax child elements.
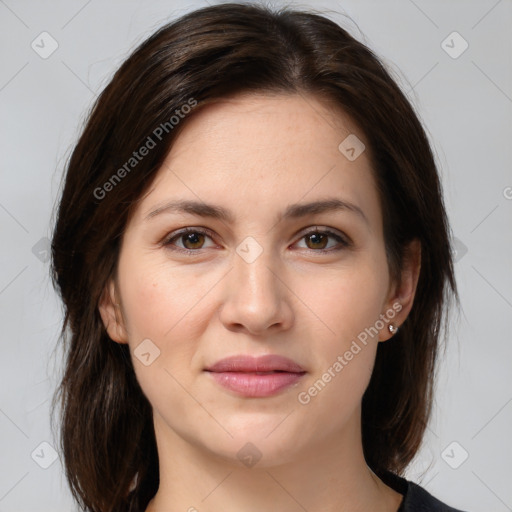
<box><xmin>98</xmin><ymin>278</ymin><xmax>128</xmax><ymax>344</ymax></box>
<box><xmin>379</xmin><ymin>239</ymin><xmax>421</xmax><ymax>342</ymax></box>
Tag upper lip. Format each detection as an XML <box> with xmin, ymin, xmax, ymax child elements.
<box><xmin>205</xmin><ymin>354</ymin><xmax>305</xmax><ymax>373</ymax></box>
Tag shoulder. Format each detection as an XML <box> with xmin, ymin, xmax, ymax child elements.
<box><xmin>380</xmin><ymin>470</ymin><xmax>468</xmax><ymax>512</ymax></box>
<box><xmin>403</xmin><ymin>479</ymin><xmax>467</xmax><ymax>511</ymax></box>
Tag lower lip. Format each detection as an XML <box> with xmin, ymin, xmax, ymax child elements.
<box><xmin>206</xmin><ymin>371</ymin><xmax>305</xmax><ymax>397</ymax></box>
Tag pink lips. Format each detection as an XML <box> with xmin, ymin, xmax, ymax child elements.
<box><xmin>204</xmin><ymin>354</ymin><xmax>306</xmax><ymax>398</ymax></box>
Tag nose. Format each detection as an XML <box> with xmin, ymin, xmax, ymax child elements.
<box><xmin>218</xmin><ymin>247</ymin><xmax>294</xmax><ymax>336</ymax></box>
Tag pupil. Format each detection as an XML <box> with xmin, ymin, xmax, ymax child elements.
<box><xmin>184</xmin><ymin>233</ymin><xmax>203</xmax><ymax>248</ymax></box>
<box><xmin>309</xmin><ymin>233</ymin><xmax>326</xmax><ymax>249</ymax></box>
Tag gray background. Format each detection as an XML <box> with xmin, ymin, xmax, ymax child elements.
<box><xmin>1</xmin><ymin>0</ymin><xmax>511</xmax><ymax>510</ymax></box>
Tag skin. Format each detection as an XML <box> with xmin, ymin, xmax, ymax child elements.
<box><xmin>99</xmin><ymin>92</ymin><xmax>421</xmax><ymax>512</ymax></box>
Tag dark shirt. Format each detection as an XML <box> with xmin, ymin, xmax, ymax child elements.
<box><xmin>381</xmin><ymin>470</ymin><xmax>468</xmax><ymax>511</ymax></box>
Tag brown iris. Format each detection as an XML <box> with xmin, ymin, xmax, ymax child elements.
<box><xmin>181</xmin><ymin>232</ymin><xmax>206</xmax><ymax>249</ymax></box>
<box><xmin>305</xmin><ymin>232</ymin><xmax>328</xmax><ymax>250</ymax></box>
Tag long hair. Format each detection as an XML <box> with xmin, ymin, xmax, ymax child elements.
<box><xmin>50</xmin><ymin>3</ymin><xmax>457</xmax><ymax>511</ymax></box>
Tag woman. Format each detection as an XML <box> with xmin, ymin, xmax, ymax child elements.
<box><xmin>50</xmin><ymin>3</ymin><xmax>464</xmax><ymax>511</ymax></box>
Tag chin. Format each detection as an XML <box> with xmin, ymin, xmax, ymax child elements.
<box><xmin>199</xmin><ymin>426</ymin><xmax>307</xmax><ymax>469</ymax></box>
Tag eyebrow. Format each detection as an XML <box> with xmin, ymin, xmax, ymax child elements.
<box><xmin>144</xmin><ymin>198</ymin><xmax>368</xmax><ymax>225</ymax></box>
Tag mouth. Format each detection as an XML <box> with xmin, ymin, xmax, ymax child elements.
<box><xmin>204</xmin><ymin>354</ymin><xmax>306</xmax><ymax>398</ymax></box>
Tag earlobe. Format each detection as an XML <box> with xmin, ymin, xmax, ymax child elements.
<box><xmin>98</xmin><ymin>279</ymin><xmax>128</xmax><ymax>344</ymax></box>
<box><xmin>379</xmin><ymin>239</ymin><xmax>421</xmax><ymax>342</ymax></box>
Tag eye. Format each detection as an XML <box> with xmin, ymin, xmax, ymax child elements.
<box><xmin>162</xmin><ymin>228</ymin><xmax>217</xmax><ymax>252</ymax></box>
<box><xmin>161</xmin><ymin>226</ymin><xmax>351</xmax><ymax>255</ymax></box>
<box><xmin>294</xmin><ymin>228</ymin><xmax>350</xmax><ymax>253</ymax></box>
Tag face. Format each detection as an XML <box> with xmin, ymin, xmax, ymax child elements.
<box><xmin>100</xmin><ymin>93</ymin><xmax>415</xmax><ymax>467</ymax></box>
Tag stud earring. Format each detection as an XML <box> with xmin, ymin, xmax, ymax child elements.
<box><xmin>388</xmin><ymin>324</ymin><xmax>399</xmax><ymax>335</ymax></box>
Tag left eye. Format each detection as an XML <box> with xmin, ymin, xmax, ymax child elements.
<box><xmin>295</xmin><ymin>229</ymin><xmax>348</xmax><ymax>252</ymax></box>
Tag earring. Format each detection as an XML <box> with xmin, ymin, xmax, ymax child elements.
<box><xmin>388</xmin><ymin>324</ymin><xmax>399</xmax><ymax>335</ymax></box>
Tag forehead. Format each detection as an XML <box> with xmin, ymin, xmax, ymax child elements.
<box><xmin>136</xmin><ymin>93</ymin><xmax>381</xmax><ymax>230</ymax></box>
<box><xmin>166</xmin><ymin>92</ymin><xmax>367</xmax><ymax>167</ymax></box>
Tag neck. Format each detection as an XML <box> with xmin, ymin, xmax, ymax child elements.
<box><xmin>144</xmin><ymin>412</ymin><xmax>403</xmax><ymax>512</ymax></box>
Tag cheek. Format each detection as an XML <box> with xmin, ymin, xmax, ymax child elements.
<box><xmin>291</xmin><ymin>258</ymin><xmax>388</xmax><ymax>422</ymax></box>
<box><xmin>307</xmin><ymin>282</ymin><xmax>382</xmax><ymax>379</ymax></box>
<box><xmin>116</xmin><ymin>258</ymin><xmax>213</xmax><ymax>416</ymax></box>
<box><xmin>296</xmin><ymin>255</ymin><xmax>389</xmax><ymax>345</ymax></box>
<box><xmin>119</xmin><ymin>251</ymin><xmax>214</xmax><ymax>339</ymax></box>
<box><xmin>116</xmin><ymin>253</ymin><xmax>212</xmax><ymax>377</ymax></box>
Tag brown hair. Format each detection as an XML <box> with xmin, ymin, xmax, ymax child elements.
<box><xmin>50</xmin><ymin>3</ymin><xmax>457</xmax><ymax>511</ymax></box>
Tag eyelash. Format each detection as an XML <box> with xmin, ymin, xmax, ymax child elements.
<box><xmin>161</xmin><ymin>226</ymin><xmax>351</xmax><ymax>255</ymax></box>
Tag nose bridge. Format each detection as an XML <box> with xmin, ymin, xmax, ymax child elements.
<box><xmin>233</xmin><ymin>239</ymin><xmax>280</xmax><ymax>304</ymax></box>
<box><xmin>219</xmin><ymin>238</ymin><xmax>293</xmax><ymax>333</ymax></box>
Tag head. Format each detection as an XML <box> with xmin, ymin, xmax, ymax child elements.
<box><xmin>50</xmin><ymin>3</ymin><xmax>456</xmax><ymax>512</ymax></box>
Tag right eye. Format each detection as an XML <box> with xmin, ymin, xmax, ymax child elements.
<box><xmin>162</xmin><ymin>227</ymin><xmax>217</xmax><ymax>253</ymax></box>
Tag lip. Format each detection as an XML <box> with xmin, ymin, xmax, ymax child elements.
<box><xmin>204</xmin><ymin>355</ymin><xmax>306</xmax><ymax>398</ymax></box>
<box><xmin>205</xmin><ymin>354</ymin><xmax>305</xmax><ymax>373</ymax></box>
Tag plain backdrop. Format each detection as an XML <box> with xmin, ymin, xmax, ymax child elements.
<box><xmin>0</xmin><ymin>1</ymin><xmax>511</xmax><ymax>510</ymax></box>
